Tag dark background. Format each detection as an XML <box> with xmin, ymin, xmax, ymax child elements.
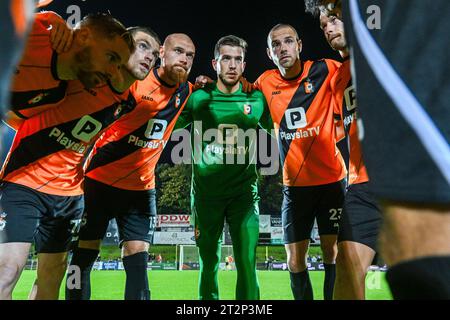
<box><xmin>2</xmin><ymin>0</ymin><xmax>342</xmax><ymax>168</ymax></box>
<box><xmin>44</xmin><ymin>0</ymin><xmax>341</xmax><ymax>82</ymax></box>
<box><xmin>0</xmin><ymin>0</ymin><xmax>345</xmax><ymax>217</ymax></box>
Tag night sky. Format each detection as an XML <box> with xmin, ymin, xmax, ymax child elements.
<box><xmin>18</xmin><ymin>0</ymin><xmax>343</xmax><ymax>165</ymax></box>
<box><xmin>44</xmin><ymin>0</ymin><xmax>342</xmax><ymax>82</ymax></box>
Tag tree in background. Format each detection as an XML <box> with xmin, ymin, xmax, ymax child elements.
<box><xmin>156</xmin><ymin>163</ymin><xmax>191</xmax><ymax>214</ymax></box>
<box><xmin>257</xmin><ymin>171</ymin><xmax>283</xmax><ymax>215</ymax></box>
<box><xmin>155</xmin><ymin>163</ymin><xmax>283</xmax><ymax>216</ymax></box>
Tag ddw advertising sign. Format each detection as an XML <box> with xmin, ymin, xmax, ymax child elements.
<box><xmin>157</xmin><ymin>214</ymin><xmax>191</xmax><ymax>227</ymax></box>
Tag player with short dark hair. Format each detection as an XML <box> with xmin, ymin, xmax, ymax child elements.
<box><xmin>304</xmin><ymin>0</ymin><xmax>383</xmax><ymax>299</ymax></box>
<box><xmin>175</xmin><ymin>34</ymin><xmax>272</xmax><ymax>300</ymax></box>
<box><xmin>254</xmin><ymin>23</ymin><xmax>345</xmax><ymax>300</ymax></box>
<box><xmin>338</xmin><ymin>0</ymin><xmax>450</xmax><ymax>299</ymax></box>
<box><xmin>213</xmin><ymin>35</ymin><xmax>247</xmax><ymax>60</ymax></box>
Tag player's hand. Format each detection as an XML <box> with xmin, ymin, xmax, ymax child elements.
<box><xmin>240</xmin><ymin>77</ymin><xmax>255</xmax><ymax>93</ymax></box>
<box><xmin>49</xmin><ymin>14</ymin><xmax>73</xmax><ymax>53</ymax></box>
<box><xmin>193</xmin><ymin>75</ymin><xmax>213</xmax><ymax>91</ymax></box>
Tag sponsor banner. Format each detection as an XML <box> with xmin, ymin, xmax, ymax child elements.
<box><xmin>308</xmin><ymin>262</ymin><xmax>325</xmax><ymax>271</ymax></box>
<box><xmin>269</xmin><ymin>262</ymin><xmax>325</xmax><ymax>271</ymax></box>
<box><xmin>101</xmin><ymin>261</ymin><xmax>119</xmax><ymax>270</ymax></box>
<box><xmin>270</xmin><ymin>216</ymin><xmax>282</xmax><ymax>227</ymax></box>
<box><xmin>147</xmin><ymin>262</ymin><xmax>178</xmax><ymax>270</ymax></box>
<box><xmin>270</xmin><ymin>227</ymin><xmax>283</xmax><ymax>241</ymax></box>
<box><xmin>157</xmin><ymin>214</ymin><xmax>191</xmax><ymax>227</ymax></box>
<box><xmin>102</xmin><ymin>220</ymin><xmax>119</xmax><ymax>245</ymax></box>
<box><xmin>259</xmin><ymin>215</ymin><xmax>271</xmax><ymax>233</ymax></box>
<box><xmin>258</xmin><ymin>232</ymin><xmax>272</xmax><ymax>245</ymax></box>
<box><xmin>93</xmin><ymin>262</ymin><xmax>102</xmax><ymax>270</ymax></box>
<box><xmin>270</xmin><ymin>239</ymin><xmax>284</xmax><ymax>245</ymax></box>
<box><xmin>160</xmin><ymin>226</ymin><xmax>194</xmax><ymax>232</ymax></box>
<box><xmin>161</xmin><ymin>263</ymin><xmax>177</xmax><ymax>270</ymax></box>
<box><xmin>181</xmin><ymin>262</ymin><xmax>200</xmax><ymax>270</ymax></box>
<box><xmin>271</xmin><ymin>262</ymin><xmax>289</xmax><ymax>270</ymax></box>
<box><xmin>153</xmin><ymin>231</ymin><xmax>195</xmax><ymax>245</ymax></box>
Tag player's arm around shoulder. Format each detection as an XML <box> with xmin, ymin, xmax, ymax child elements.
<box><xmin>254</xmin><ymin>90</ymin><xmax>274</xmax><ymax>135</ymax></box>
<box><xmin>324</xmin><ymin>58</ymin><xmax>342</xmax><ymax>78</ymax></box>
<box><xmin>174</xmin><ymin>90</ymin><xmax>197</xmax><ymax>131</ymax></box>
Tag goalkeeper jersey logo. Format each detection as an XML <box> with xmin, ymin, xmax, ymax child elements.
<box><xmin>243</xmin><ymin>103</ymin><xmax>252</xmax><ymax>115</ymax></box>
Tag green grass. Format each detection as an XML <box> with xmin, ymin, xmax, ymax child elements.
<box><xmin>13</xmin><ymin>270</ymin><xmax>392</xmax><ymax>300</ymax></box>
<box><xmin>101</xmin><ymin>245</ymin><xmax>323</xmax><ymax>263</ymax></box>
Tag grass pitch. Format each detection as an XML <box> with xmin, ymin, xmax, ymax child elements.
<box><xmin>13</xmin><ymin>270</ymin><xmax>392</xmax><ymax>300</ymax></box>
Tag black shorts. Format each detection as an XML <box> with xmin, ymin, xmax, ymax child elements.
<box><xmin>78</xmin><ymin>177</ymin><xmax>157</xmax><ymax>246</ymax></box>
<box><xmin>338</xmin><ymin>182</ymin><xmax>382</xmax><ymax>252</ymax></box>
<box><xmin>342</xmin><ymin>0</ymin><xmax>450</xmax><ymax>204</ymax></box>
<box><xmin>0</xmin><ymin>181</ymin><xmax>84</xmax><ymax>253</ymax></box>
<box><xmin>281</xmin><ymin>181</ymin><xmax>345</xmax><ymax>244</ymax></box>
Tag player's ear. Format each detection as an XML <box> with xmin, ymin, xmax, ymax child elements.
<box><xmin>266</xmin><ymin>47</ymin><xmax>273</xmax><ymax>61</ymax></box>
<box><xmin>212</xmin><ymin>59</ymin><xmax>218</xmax><ymax>72</ymax></box>
<box><xmin>242</xmin><ymin>61</ymin><xmax>246</xmax><ymax>72</ymax></box>
<box><xmin>297</xmin><ymin>39</ymin><xmax>303</xmax><ymax>54</ymax></box>
<box><xmin>158</xmin><ymin>45</ymin><xmax>165</xmax><ymax>65</ymax></box>
<box><xmin>74</xmin><ymin>28</ymin><xmax>90</xmax><ymax>46</ymax></box>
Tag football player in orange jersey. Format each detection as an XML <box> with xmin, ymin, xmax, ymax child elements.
<box><xmin>4</xmin><ymin>11</ymin><xmax>134</xmax><ymax>129</ymax></box>
<box><xmin>254</xmin><ymin>24</ymin><xmax>345</xmax><ymax>300</ymax></box>
<box><xmin>66</xmin><ymin>33</ymin><xmax>195</xmax><ymax>300</ymax></box>
<box><xmin>23</xmin><ymin>27</ymin><xmax>158</xmax><ymax>301</ymax></box>
<box><xmin>0</xmin><ymin>13</ymin><xmax>134</xmax><ymax>300</ymax></box>
<box><xmin>308</xmin><ymin>0</ymin><xmax>450</xmax><ymax>300</ymax></box>
<box><xmin>305</xmin><ymin>0</ymin><xmax>383</xmax><ymax>299</ymax></box>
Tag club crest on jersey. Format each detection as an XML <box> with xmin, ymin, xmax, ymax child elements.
<box><xmin>113</xmin><ymin>105</ymin><xmax>123</xmax><ymax>118</ymax></box>
<box><xmin>28</xmin><ymin>92</ymin><xmax>49</xmax><ymax>105</ymax></box>
<box><xmin>0</xmin><ymin>212</ymin><xmax>7</xmax><ymax>231</ymax></box>
<box><xmin>175</xmin><ymin>93</ymin><xmax>181</xmax><ymax>108</ymax></box>
<box><xmin>243</xmin><ymin>104</ymin><xmax>252</xmax><ymax>115</ymax></box>
<box><xmin>304</xmin><ymin>79</ymin><xmax>315</xmax><ymax>94</ymax></box>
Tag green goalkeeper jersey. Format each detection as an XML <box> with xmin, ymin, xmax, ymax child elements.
<box><xmin>176</xmin><ymin>83</ymin><xmax>272</xmax><ymax>198</ymax></box>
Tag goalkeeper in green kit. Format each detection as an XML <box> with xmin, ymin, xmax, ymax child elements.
<box><xmin>175</xmin><ymin>35</ymin><xmax>273</xmax><ymax>300</ymax></box>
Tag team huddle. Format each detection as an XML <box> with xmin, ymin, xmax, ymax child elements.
<box><xmin>0</xmin><ymin>0</ymin><xmax>449</xmax><ymax>301</ymax></box>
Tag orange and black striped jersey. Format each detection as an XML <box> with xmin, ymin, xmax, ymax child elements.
<box><xmin>85</xmin><ymin>68</ymin><xmax>193</xmax><ymax>191</ymax></box>
<box><xmin>0</xmin><ymin>80</ymin><xmax>136</xmax><ymax>196</ymax></box>
<box><xmin>255</xmin><ymin>59</ymin><xmax>346</xmax><ymax>187</ymax></box>
<box><xmin>9</xmin><ymin>11</ymin><xmax>67</xmax><ymax>120</ymax></box>
<box><xmin>331</xmin><ymin>59</ymin><xmax>368</xmax><ymax>185</ymax></box>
